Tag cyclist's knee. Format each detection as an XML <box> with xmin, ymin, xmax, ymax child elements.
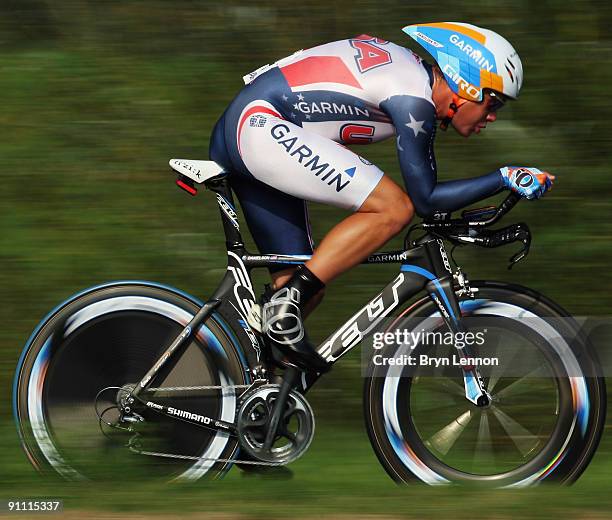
<box><xmin>361</xmin><ymin>177</ymin><xmax>414</xmax><ymax>227</ymax></box>
<box><xmin>381</xmin><ymin>192</ymin><xmax>414</xmax><ymax>236</ymax></box>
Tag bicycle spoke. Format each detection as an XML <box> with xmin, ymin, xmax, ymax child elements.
<box><xmin>412</xmin><ymin>398</ymin><xmax>463</xmax><ymax>413</ymax></box>
<box><xmin>486</xmin><ymin>335</ymin><xmax>521</xmax><ymax>393</ymax></box>
<box><xmin>433</xmin><ymin>376</ymin><xmax>465</xmax><ymax>397</ymax></box>
<box><xmin>494</xmin><ymin>364</ymin><xmax>551</xmax><ymax>400</ymax></box>
<box><xmin>412</xmin><ymin>377</ymin><xmax>465</xmax><ymax>413</ymax></box>
<box><xmin>283</xmin><ymin>401</ymin><xmax>297</xmax><ymax>419</ymax></box>
<box><xmin>425</xmin><ymin>409</ymin><xmax>473</xmax><ymax>456</ymax></box>
<box><xmin>472</xmin><ymin>411</ymin><xmax>495</xmax><ymax>471</ymax></box>
<box><xmin>491</xmin><ymin>405</ymin><xmax>540</xmax><ymax>457</ymax></box>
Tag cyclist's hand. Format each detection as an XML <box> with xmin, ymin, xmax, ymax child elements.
<box><xmin>500</xmin><ymin>166</ymin><xmax>555</xmax><ymax>199</ymax></box>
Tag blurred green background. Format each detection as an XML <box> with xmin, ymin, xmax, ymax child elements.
<box><xmin>2</xmin><ymin>1</ymin><xmax>612</xmax><ymax>518</ymax></box>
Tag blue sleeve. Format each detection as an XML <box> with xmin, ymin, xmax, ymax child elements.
<box><xmin>380</xmin><ymin>95</ymin><xmax>505</xmax><ymax>218</ymax></box>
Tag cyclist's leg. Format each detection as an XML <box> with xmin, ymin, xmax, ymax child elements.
<box><xmin>306</xmin><ymin>175</ymin><xmax>413</xmax><ymax>282</ymax></box>
<box><xmin>212</xmin><ymin>103</ymin><xmax>314</xmax><ymax>266</ymax></box>
<box><xmin>266</xmin><ymin>175</ymin><xmax>412</xmax><ymax>284</ymax></box>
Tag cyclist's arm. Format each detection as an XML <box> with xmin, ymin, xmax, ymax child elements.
<box><xmin>380</xmin><ymin>95</ymin><xmax>504</xmax><ymax>217</ymax></box>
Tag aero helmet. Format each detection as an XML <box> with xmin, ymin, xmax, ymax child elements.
<box><xmin>403</xmin><ymin>22</ymin><xmax>523</xmax><ymax>101</ymax></box>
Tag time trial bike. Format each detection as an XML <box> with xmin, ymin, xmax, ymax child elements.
<box><xmin>13</xmin><ymin>158</ymin><xmax>606</xmax><ymax>486</ymax></box>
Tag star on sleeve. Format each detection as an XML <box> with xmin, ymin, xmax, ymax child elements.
<box><xmin>406</xmin><ymin>113</ymin><xmax>427</xmax><ymax>137</ymax></box>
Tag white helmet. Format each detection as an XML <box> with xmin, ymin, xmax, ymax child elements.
<box><xmin>403</xmin><ymin>22</ymin><xmax>523</xmax><ymax>101</ymax></box>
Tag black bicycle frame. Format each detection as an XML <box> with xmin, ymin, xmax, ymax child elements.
<box><xmin>130</xmin><ymin>174</ymin><xmax>488</xmax><ymax>413</ymax></box>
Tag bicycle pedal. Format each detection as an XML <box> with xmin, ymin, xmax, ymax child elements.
<box><xmin>247</xmin><ymin>303</ymin><xmax>263</xmax><ymax>333</ymax></box>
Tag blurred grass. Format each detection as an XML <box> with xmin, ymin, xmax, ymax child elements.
<box><xmin>2</xmin><ymin>418</ymin><xmax>612</xmax><ymax>519</ymax></box>
<box><xmin>2</xmin><ymin>1</ymin><xmax>612</xmax><ymax>516</ymax></box>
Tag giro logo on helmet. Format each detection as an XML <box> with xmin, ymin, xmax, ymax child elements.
<box><xmin>442</xmin><ymin>63</ymin><xmax>480</xmax><ymax>100</ymax></box>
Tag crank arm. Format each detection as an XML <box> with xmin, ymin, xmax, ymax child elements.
<box><xmin>263</xmin><ymin>367</ymin><xmax>299</xmax><ymax>450</ymax></box>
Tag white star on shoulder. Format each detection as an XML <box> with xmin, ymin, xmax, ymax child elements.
<box><xmin>297</xmin><ymin>93</ymin><xmax>305</xmax><ymax>101</ymax></box>
<box><xmin>282</xmin><ymin>94</ymin><xmax>288</xmax><ymax>101</ymax></box>
<box><xmin>293</xmin><ymin>103</ymin><xmax>299</xmax><ymax>109</ymax></box>
<box><xmin>406</xmin><ymin>113</ymin><xmax>427</xmax><ymax>137</ymax></box>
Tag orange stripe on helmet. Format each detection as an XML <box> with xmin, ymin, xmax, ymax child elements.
<box><xmin>458</xmin><ymin>82</ymin><xmax>480</xmax><ymax>101</ymax></box>
<box><xmin>422</xmin><ymin>22</ymin><xmax>486</xmax><ymax>44</ymax></box>
<box><xmin>480</xmin><ymin>70</ymin><xmax>504</xmax><ymax>93</ymax></box>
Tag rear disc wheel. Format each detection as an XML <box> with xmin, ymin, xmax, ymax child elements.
<box><xmin>14</xmin><ymin>283</ymin><xmax>249</xmax><ymax>482</ymax></box>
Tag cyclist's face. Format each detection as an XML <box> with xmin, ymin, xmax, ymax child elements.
<box><xmin>452</xmin><ymin>91</ymin><xmax>505</xmax><ymax>137</ymax></box>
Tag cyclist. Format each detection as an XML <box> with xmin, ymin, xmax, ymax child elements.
<box><xmin>209</xmin><ymin>22</ymin><xmax>555</xmax><ymax>372</ymax></box>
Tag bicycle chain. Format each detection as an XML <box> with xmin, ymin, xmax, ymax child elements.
<box><xmin>128</xmin><ymin>442</ymin><xmax>286</xmax><ymax>467</ymax></box>
<box><xmin>127</xmin><ymin>380</ymin><xmax>287</xmax><ymax>467</ymax></box>
<box><xmin>146</xmin><ymin>384</ymin><xmax>253</xmax><ymax>392</ymax></box>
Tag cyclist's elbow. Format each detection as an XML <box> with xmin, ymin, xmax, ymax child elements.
<box><xmin>412</xmin><ymin>198</ymin><xmax>435</xmax><ymax>219</ymax></box>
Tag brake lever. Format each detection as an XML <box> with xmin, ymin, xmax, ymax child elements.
<box><xmin>508</xmin><ymin>223</ymin><xmax>531</xmax><ymax>270</ymax></box>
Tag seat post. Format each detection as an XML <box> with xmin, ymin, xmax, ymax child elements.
<box><xmin>206</xmin><ymin>175</ymin><xmax>245</xmax><ymax>252</ymax></box>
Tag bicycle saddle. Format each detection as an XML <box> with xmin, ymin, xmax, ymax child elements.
<box><xmin>169</xmin><ymin>159</ymin><xmax>228</xmax><ymax>183</ymax></box>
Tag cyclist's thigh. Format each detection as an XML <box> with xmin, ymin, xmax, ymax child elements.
<box><xmin>230</xmin><ymin>173</ymin><xmax>314</xmax><ymax>259</ymax></box>
<box><xmin>237</xmin><ymin>106</ymin><xmax>384</xmax><ymax>211</ymax></box>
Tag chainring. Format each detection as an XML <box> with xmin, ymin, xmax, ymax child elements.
<box><xmin>237</xmin><ymin>384</ymin><xmax>314</xmax><ymax>465</ymax></box>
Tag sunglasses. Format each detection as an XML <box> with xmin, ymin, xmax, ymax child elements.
<box><xmin>485</xmin><ymin>90</ymin><xmax>507</xmax><ymax>112</ymax></box>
